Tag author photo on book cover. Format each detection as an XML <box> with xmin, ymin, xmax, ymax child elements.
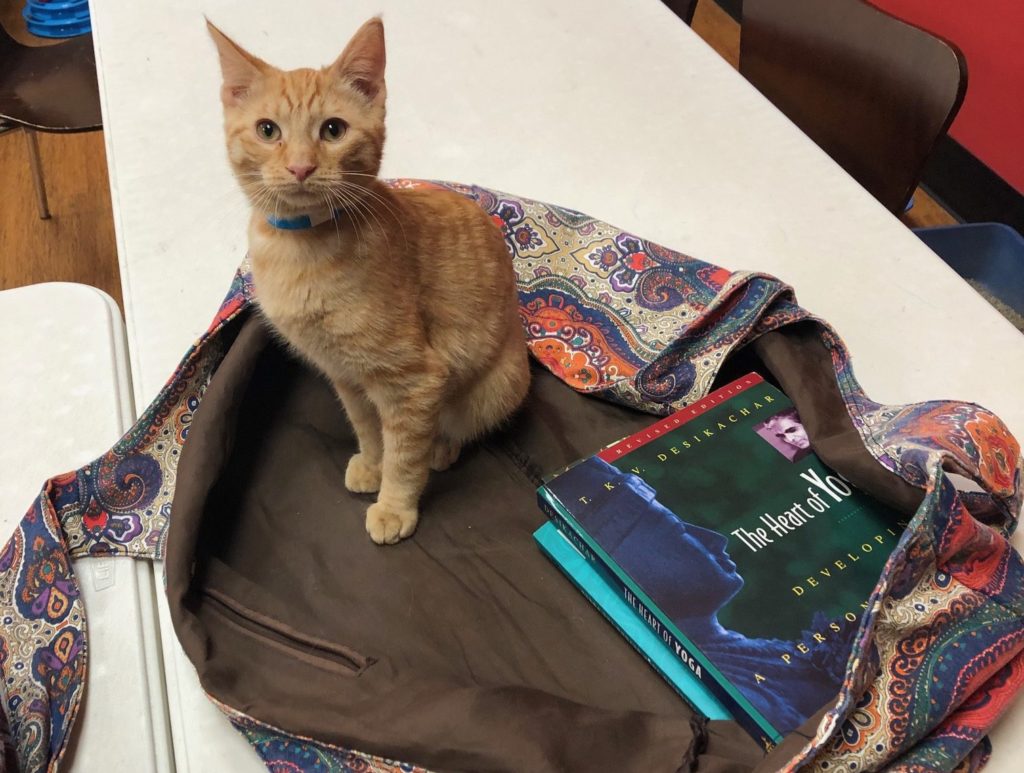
<box><xmin>547</xmin><ymin>456</ymin><xmax>846</xmax><ymax>734</ymax></box>
<box><xmin>753</xmin><ymin>407</ymin><xmax>812</xmax><ymax>463</ymax></box>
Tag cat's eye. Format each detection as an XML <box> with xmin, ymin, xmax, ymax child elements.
<box><xmin>256</xmin><ymin>120</ymin><xmax>281</xmax><ymax>142</ymax></box>
<box><xmin>320</xmin><ymin>118</ymin><xmax>347</xmax><ymax>142</ymax></box>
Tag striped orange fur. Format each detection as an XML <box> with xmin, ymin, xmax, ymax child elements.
<box><xmin>209</xmin><ymin>18</ymin><xmax>530</xmax><ymax>544</ymax></box>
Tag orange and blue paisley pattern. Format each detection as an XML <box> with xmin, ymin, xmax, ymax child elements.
<box><xmin>0</xmin><ymin>182</ymin><xmax>1021</xmax><ymax>773</ymax></box>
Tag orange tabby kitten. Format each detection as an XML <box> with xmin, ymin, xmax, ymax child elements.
<box><xmin>208</xmin><ymin>18</ymin><xmax>530</xmax><ymax>544</ymax></box>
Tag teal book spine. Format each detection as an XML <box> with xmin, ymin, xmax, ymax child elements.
<box><xmin>533</xmin><ymin>521</ymin><xmax>731</xmax><ymax>722</ymax></box>
<box><xmin>538</xmin><ymin>489</ymin><xmax>779</xmax><ymax>750</ymax></box>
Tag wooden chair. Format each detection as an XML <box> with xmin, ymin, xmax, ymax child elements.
<box><xmin>0</xmin><ymin>24</ymin><xmax>102</xmax><ymax>219</ymax></box>
<box><xmin>739</xmin><ymin>0</ymin><xmax>967</xmax><ymax>214</ymax></box>
<box><xmin>663</xmin><ymin>0</ymin><xmax>698</xmax><ymax>26</ymax></box>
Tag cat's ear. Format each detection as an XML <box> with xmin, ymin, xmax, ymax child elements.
<box><xmin>330</xmin><ymin>17</ymin><xmax>386</xmax><ymax>103</ymax></box>
<box><xmin>206</xmin><ymin>20</ymin><xmax>269</xmax><ymax>107</ymax></box>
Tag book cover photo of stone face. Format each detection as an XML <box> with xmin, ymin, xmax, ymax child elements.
<box><xmin>541</xmin><ymin>374</ymin><xmax>906</xmax><ymax>738</ymax></box>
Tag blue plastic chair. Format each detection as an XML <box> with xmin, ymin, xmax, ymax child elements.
<box><xmin>914</xmin><ymin>223</ymin><xmax>1024</xmax><ymax>320</ymax></box>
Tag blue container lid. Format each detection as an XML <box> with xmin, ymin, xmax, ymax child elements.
<box><xmin>22</xmin><ymin>18</ymin><xmax>91</xmax><ymax>38</ymax></box>
<box><xmin>22</xmin><ymin>0</ymin><xmax>91</xmax><ymax>38</ymax></box>
<box><xmin>23</xmin><ymin>8</ymin><xmax>89</xmax><ymax>23</ymax></box>
<box><xmin>24</xmin><ymin>0</ymin><xmax>89</xmax><ymax>13</ymax></box>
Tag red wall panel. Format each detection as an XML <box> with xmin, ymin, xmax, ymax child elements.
<box><xmin>870</xmin><ymin>0</ymin><xmax>1024</xmax><ymax>194</ymax></box>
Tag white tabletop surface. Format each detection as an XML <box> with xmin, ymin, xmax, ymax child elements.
<box><xmin>88</xmin><ymin>0</ymin><xmax>1024</xmax><ymax>770</ymax></box>
<box><xmin>0</xmin><ymin>284</ymin><xmax>172</xmax><ymax>772</ymax></box>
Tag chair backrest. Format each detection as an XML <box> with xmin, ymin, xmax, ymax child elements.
<box><xmin>663</xmin><ymin>0</ymin><xmax>698</xmax><ymax>25</ymax></box>
<box><xmin>0</xmin><ymin>22</ymin><xmax>18</xmax><ymax>66</ymax></box>
<box><xmin>740</xmin><ymin>0</ymin><xmax>967</xmax><ymax>214</ymax></box>
<box><xmin>0</xmin><ymin>23</ymin><xmax>101</xmax><ymax>132</ymax></box>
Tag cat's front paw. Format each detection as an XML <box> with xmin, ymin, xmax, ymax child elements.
<box><xmin>365</xmin><ymin>502</ymin><xmax>418</xmax><ymax>545</ymax></box>
<box><xmin>345</xmin><ymin>453</ymin><xmax>382</xmax><ymax>493</ymax></box>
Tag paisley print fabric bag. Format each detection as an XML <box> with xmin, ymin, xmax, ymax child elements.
<box><xmin>1</xmin><ymin>181</ymin><xmax>1021</xmax><ymax>773</ymax></box>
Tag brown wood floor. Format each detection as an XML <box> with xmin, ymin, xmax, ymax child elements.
<box><xmin>0</xmin><ymin>1</ymin><xmax>953</xmax><ymax>313</ymax></box>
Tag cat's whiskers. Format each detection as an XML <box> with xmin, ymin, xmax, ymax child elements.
<box><xmin>248</xmin><ymin>183</ymin><xmax>278</xmax><ymax>220</ymax></box>
<box><xmin>333</xmin><ymin>171</ymin><xmax>382</xmax><ymax>180</ymax></box>
<box><xmin>321</xmin><ymin>181</ymin><xmax>372</xmax><ymax>227</ymax></box>
<box><xmin>237</xmin><ymin>176</ymin><xmax>268</xmax><ymax>202</ymax></box>
<box><xmin>335</xmin><ymin>186</ymin><xmax>394</xmax><ymax>256</ymax></box>
<box><xmin>328</xmin><ymin>178</ymin><xmax>408</xmax><ymax>250</ymax></box>
<box><xmin>327</xmin><ymin>170</ymin><xmax>417</xmax><ymax>234</ymax></box>
<box><xmin>326</xmin><ymin>185</ymin><xmax>376</xmax><ymax>248</ymax></box>
<box><xmin>319</xmin><ymin>190</ymin><xmax>347</xmax><ymax>248</ymax></box>
<box><xmin>235</xmin><ymin>171</ymin><xmax>309</xmax><ymax>221</ymax></box>
<box><xmin>340</xmin><ymin>180</ymin><xmax>406</xmax><ymax>228</ymax></box>
<box><xmin>322</xmin><ymin>185</ymin><xmax>366</xmax><ymax>241</ymax></box>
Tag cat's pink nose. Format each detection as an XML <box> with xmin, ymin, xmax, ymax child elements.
<box><xmin>287</xmin><ymin>164</ymin><xmax>317</xmax><ymax>182</ymax></box>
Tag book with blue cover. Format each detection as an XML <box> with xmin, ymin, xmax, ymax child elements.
<box><xmin>533</xmin><ymin>521</ymin><xmax>731</xmax><ymax>721</ymax></box>
<box><xmin>537</xmin><ymin>372</ymin><xmax>904</xmax><ymax>749</ymax></box>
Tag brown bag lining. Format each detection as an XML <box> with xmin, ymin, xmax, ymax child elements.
<box><xmin>166</xmin><ymin>312</ymin><xmax>918</xmax><ymax>772</ymax></box>
<box><xmin>203</xmin><ymin>587</ymin><xmax>375</xmax><ymax>676</ymax></box>
<box><xmin>751</xmin><ymin>324</ymin><xmax>924</xmax><ymax>514</ymax></box>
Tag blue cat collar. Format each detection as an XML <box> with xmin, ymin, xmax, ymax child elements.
<box><xmin>266</xmin><ymin>207</ymin><xmax>342</xmax><ymax>230</ymax></box>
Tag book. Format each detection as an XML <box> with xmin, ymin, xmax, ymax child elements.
<box><xmin>533</xmin><ymin>520</ymin><xmax>731</xmax><ymax>721</ymax></box>
<box><xmin>537</xmin><ymin>372</ymin><xmax>903</xmax><ymax>749</ymax></box>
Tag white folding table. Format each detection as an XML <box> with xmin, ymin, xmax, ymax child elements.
<box><xmin>0</xmin><ymin>283</ymin><xmax>173</xmax><ymax>772</ymax></box>
<box><xmin>81</xmin><ymin>0</ymin><xmax>1024</xmax><ymax>769</ymax></box>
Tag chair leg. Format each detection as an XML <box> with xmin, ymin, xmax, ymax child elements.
<box><xmin>23</xmin><ymin>128</ymin><xmax>51</xmax><ymax>220</ymax></box>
